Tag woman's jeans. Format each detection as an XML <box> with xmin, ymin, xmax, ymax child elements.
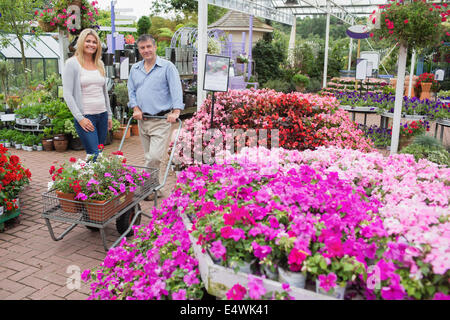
<box><xmin>74</xmin><ymin>112</ymin><xmax>108</xmax><ymax>158</ymax></box>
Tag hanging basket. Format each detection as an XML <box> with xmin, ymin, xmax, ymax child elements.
<box><xmin>38</xmin><ymin>20</ymin><xmax>57</xmax><ymax>32</ymax></box>
<box><xmin>69</xmin><ymin>0</ymin><xmax>83</xmax><ymax>7</ymax></box>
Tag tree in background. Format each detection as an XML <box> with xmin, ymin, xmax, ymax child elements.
<box><xmin>0</xmin><ymin>0</ymin><xmax>44</xmax><ymax>88</ymax></box>
<box><xmin>137</xmin><ymin>16</ymin><xmax>152</xmax><ymax>36</ymax></box>
<box><xmin>252</xmin><ymin>35</ymin><xmax>286</xmax><ymax>86</ymax></box>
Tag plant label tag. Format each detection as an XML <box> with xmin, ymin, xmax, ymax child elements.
<box><xmin>0</xmin><ymin>206</ymin><xmax>4</xmax><ymax>216</ymax></box>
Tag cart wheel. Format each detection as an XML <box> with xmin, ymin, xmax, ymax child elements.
<box><xmin>116</xmin><ymin>204</ymin><xmax>141</xmax><ymax>237</ymax></box>
<box><xmin>86</xmin><ymin>225</ymin><xmax>99</xmax><ymax>231</ymax></box>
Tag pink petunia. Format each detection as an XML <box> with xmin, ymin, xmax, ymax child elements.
<box><xmin>226</xmin><ymin>283</ymin><xmax>247</xmax><ymax>300</ymax></box>
<box><xmin>318</xmin><ymin>273</ymin><xmax>337</xmax><ymax>292</ymax></box>
<box><xmin>247</xmin><ymin>275</ymin><xmax>266</xmax><ymax>299</ymax></box>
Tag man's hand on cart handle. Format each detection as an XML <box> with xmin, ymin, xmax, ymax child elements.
<box><xmin>133</xmin><ymin>106</ymin><xmax>143</xmax><ymax>121</ymax></box>
<box><xmin>167</xmin><ymin>109</ymin><xmax>180</xmax><ymax>123</ymax></box>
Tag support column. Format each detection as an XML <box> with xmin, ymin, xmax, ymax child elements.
<box><xmin>390</xmin><ymin>43</ymin><xmax>408</xmax><ymax>155</ymax></box>
<box><xmin>288</xmin><ymin>16</ymin><xmax>297</xmax><ymax>67</ymax></box>
<box><xmin>347</xmin><ymin>37</ymin><xmax>353</xmax><ymax>71</ymax></box>
<box><xmin>248</xmin><ymin>15</ymin><xmax>253</xmax><ymax>79</ymax></box>
<box><xmin>322</xmin><ymin>7</ymin><xmax>330</xmax><ymax>88</ymax></box>
<box><xmin>197</xmin><ymin>0</ymin><xmax>208</xmax><ymax>111</ymax></box>
<box><xmin>408</xmin><ymin>49</ymin><xmax>416</xmax><ymax>97</ymax></box>
<box><xmin>58</xmin><ymin>29</ymin><xmax>69</xmax><ymax>76</ymax></box>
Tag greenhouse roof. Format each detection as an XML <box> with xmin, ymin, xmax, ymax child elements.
<box><xmin>0</xmin><ymin>33</ymin><xmax>60</xmax><ymax>59</ymax></box>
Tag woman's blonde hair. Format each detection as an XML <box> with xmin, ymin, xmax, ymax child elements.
<box><xmin>75</xmin><ymin>28</ymin><xmax>105</xmax><ymax>76</ymax></box>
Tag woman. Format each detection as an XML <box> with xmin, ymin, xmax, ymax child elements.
<box><xmin>63</xmin><ymin>28</ymin><xmax>112</xmax><ymax>158</ymax></box>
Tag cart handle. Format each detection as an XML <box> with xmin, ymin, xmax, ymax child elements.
<box><xmin>117</xmin><ymin>113</ymin><xmax>183</xmax><ymax>194</ymax></box>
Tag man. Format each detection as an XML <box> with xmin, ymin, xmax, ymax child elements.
<box><xmin>128</xmin><ymin>34</ymin><xmax>184</xmax><ymax>200</ymax></box>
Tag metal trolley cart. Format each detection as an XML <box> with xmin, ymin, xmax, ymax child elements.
<box><xmin>42</xmin><ymin>115</ymin><xmax>182</xmax><ymax>251</ymax></box>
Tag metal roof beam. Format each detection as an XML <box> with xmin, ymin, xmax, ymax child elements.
<box><xmin>203</xmin><ymin>0</ymin><xmax>295</xmax><ymax>25</ymax></box>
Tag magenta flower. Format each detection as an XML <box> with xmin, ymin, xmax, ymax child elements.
<box><xmin>251</xmin><ymin>241</ymin><xmax>272</xmax><ymax>260</ymax></box>
<box><xmin>172</xmin><ymin>289</ymin><xmax>186</xmax><ymax>300</ymax></box>
<box><xmin>210</xmin><ymin>240</ymin><xmax>226</xmax><ymax>260</ymax></box>
<box><xmin>226</xmin><ymin>283</ymin><xmax>247</xmax><ymax>300</ymax></box>
<box><xmin>318</xmin><ymin>273</ymin><xmax>337</xmax><ymax>292</ymax></box>
<box><xmin>247</xmin><ymin>275</ymin><xmax>266</xmax><ymax>299</ymax></box>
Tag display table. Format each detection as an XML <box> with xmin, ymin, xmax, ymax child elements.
<box><xmin>339</xmin><ymin>105</ymin><xmax>378</xmax><ymax>126</ymax></box>
<box><xmin>434</xmin><ymin>118</ymin><xmax>450</xmax><ymax>143</ymax></box>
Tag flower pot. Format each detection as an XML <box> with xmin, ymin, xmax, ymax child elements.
<box><xmin>53</xmin><ymin>139</ymin><xmax>69</xmax><ymax>152</ymax></box>
<box><xmin>420</xmin><ymin>82</ymin><xmax>432</xmax><ymax>100</ymax></box>
<box><xmin>55</xmin><ymin>191</ymin><xmax>83</xmax><ymax>214</ymax></box>
<box><xmin>4</xmin><ymin>142</ymin><xmax>10</xmax><ymax>148</ymax></box>
<box><xmin>38</xmin><ymin>20</ymin><xmax>57</xmax><ymax>32</ymax></box>
<box><xmin>15</xmin><ymin>144</ymin><xmax>22</xmax><ymax>150</ymax></box>
<box><xmin>295</xmin><ymin>85</ymin><xmax>306</xmax><ymax>92</ymax></box>
<box><xmin>69</xmin><ymin>0</ymin><xmax>83</xmax><ymax>7</ymax></box>
<box><xmin>131</xmin><ymin>124</ymin><xmax>139</xmax><ymax>136</ymax></box>
<box><xmin>42</xmin><ymin>138</ymin><xmax>54</xmax><ymax>151</ymax></box>
<box><xmin>113</xmin><ymin>126</ymin><xmax>131</xmax><ymax>140</ymax></box>
<box><xmin>315</xmin><ymin>279</ymin><xmax>346</xmax><ymax>300</ymax></box>
<box><xmin>85</xmin><ymin>192</ymin><xmax>134</xmax><ymax>223</ymax></box>
<box><xmin>278</xmin><ymin>267</ymin><xmax>306</xmax><ymax>289</ymax></box>
<box><xmin>229</xmin><ymin>260</ymin><xmax>252</xmax><ymax>274</ymax></box>
<box><xmin>37</xmin><ymin>145</ymin><xmax>43</xmax><ymax>151</ymax></box>
<box><xmin>398</xmin><ymin>135</ymin><xmax>414</xmax><ymax>151</ymax></box>
<box><xmin>69</xmin><ymin>136</ymin><xmax>84</xmax><ymax>151</ymax></box>
<box><xmin>263</xmin><ymin>265</ymin><xmax>279</xmax><ymax>281</ymax></box>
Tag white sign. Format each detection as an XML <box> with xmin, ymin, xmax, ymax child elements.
<box><xmin>115</xmin><ymin>8</ymin><xmax>133</xmax><ymax>13</ymax></box>
<box><xmin>120</xmin><ymin>57</ymin><xmax>129</xmax><ymax>80</ymax></box>
<box><xmin>356</xmin><ymin>59</ymin><xmax>367</xmax><ymax>80</ymax></box>
<box><xmin>0</xmin><ymin>206</ymin><xmax>3</xmax><ymax>216</ymax></box>
<box><xmin>203</xmin><ymin>54</ymin><xmax>230</xmax><ymax>92</ymax></box>
<box><xmin>115</xmin><ymin>15</ymin><xmax>136</xmax><ymax>20</ymax></box>
<box><xmin>366</xmin><ymin>61</ymin><xmax>373</xmax><ymax>78</ymax></box>
<box><xmin>435</xmin><ymin>69</ymin><xmax>445</xmax><ymax>81</ymax></box>
<box><xmin>115</xmin><ymin>20</ymin><xmax>135</xmax><ymax>25</ymax></box>
<box><xmin>99</xmin><ymin>26</ymin><xmax>137</xmax><ymax>32</ymax></box>
<box><xmin>360</xmin><ymin>51</ymin><xmax>380</xmax><ymax>71</ymax></box>
<box><xmin>0</xmin><ymin>114</ymin><xmax>15</xmax><ymax>122</ymax></box>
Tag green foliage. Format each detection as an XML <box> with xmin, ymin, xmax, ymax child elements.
<box><xmin>64</xmin><ymin>119</ymin><xmax>79</xmax><ymax>139</ymax></box>
<box><xmin>262</xmin><ymin>79</ymin><xmax>291</xmax><ymax>93</ymax></box>
<box><xmin>400</xmin><ymin>141</ymin><xmax>450</xmax><ymax>167</ymax></box>
<box><xmin>292</xmin><ymin>74</ymin><xmax>310</xmax><ymax>87</ymax></box>
<box><xmin>372</xmin><ymin>1</ymin><xmax>446</xmax><ymax>49</ymax></box>
<box><xmin>114</xmin><ymin>82</ymin><xmax>129</xmax><ymax>107</ymax></box>
<box><xmin>137</xmin><ymin>16</ymin><xmax>152</xmax><ymax>36</ymax></box>
<box><xmin>252</xmin><ymin>38</ymin><xmax>286</xmax><ymax>86</ymax></box>
<box><xmin>412</xmin><ymin>135</ymin><xmax>443</xmax><ymax>149</ymax></box>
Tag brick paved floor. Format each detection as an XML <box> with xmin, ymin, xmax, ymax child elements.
<box><xmin>0</xmin><ymin>113</ymin><xmax>448</xmax><ymax>300</ymax></box>
<box><xmin>0</xmin><ymin>135</ymin><xmax>177</xmax><ymax>300</ymax></box>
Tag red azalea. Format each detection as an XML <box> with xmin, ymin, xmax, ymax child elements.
<box><xmin>98</xmin><ymin>144</ymin><xmax>104</xmax><ymax>150</ymax></box>
<box><xmin>69</xmin><ymin>157</ymin><xmax>77</xmax><ymax>163</ymax></box>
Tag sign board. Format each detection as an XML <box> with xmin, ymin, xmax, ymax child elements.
<box><xmin>366</xmin><ymin>61</ymin><xmax>373</xmax><ymax>78</ymax></box>
<box><xmin>120</xmin><ymin>57</ymin><xmax>129</xmax><ymax>80</ymax></box>
<box><xmin>360</xmin><ymin>51</ymin><xmax>380</xmax><ymax>71</ymax></box>
<box><xmin>203</xmin><ymin>54</ymin><xmax>230</xmax><ymax>92</ymax></box>
<box><xmin>99</xmin><ymin>26</ymin><xmax>137</xmax><ymax>32</ymax></box>
<box><xmin>356</xmin><ymin>59</ymin><xmax>367</xmax><ymax>80</ymax></box>
<box><xmin>107</xmin><ymin>34</ymin><xmax>124</xmax><ymax>53</ymax></box>
<box><xmin>0</xmin><ymin>114</ymin><xmax>15</xmax><ymax>122</ymax></box>
<box><xmin>435</xmin><ymin>69</ymin><xmax>445</xmax><ymax>81</ymax></box>
<box><xmin>346</xmin><ymin>25</ymin><xmax>369</xmax><ymax>39</ymax></box>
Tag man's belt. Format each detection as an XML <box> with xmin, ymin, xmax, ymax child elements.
<box><xmin>142</xmin><ymin>109</ymin><xmax>171</xmax><ymax>120</ymax></box>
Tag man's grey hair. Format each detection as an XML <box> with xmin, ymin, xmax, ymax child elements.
<box><xmin>137</xmin><ymin>34</ymin><xmax>156</xmax><ymax>46</ymax></box>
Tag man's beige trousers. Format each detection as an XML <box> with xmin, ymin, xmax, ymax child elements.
<box><xmin>138</xmin><ymin>118</ymin><xmax>176</xmax><ymax>196</ymax></box>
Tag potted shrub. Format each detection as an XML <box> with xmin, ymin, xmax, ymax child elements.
<box><xmin>0</xmin><ymin>146</ymin><xmax>31</xmax><ymax>226</ymax></box>
<box><xmin>42</xmin><ymin>127</ymin><xmax>55</xmax><ymax>151</ymax></box>
<box><xmin>292</xmin><ymin>74</ymin><xmax>310</xmax><ymax>92</ymax></box>
<box><xmin>64</xmin><ymin>119</ymin><xmax>84</xmax><ymax>150</ymax></box>
<box><xmin>23</xmin><ymin>135</ymin><xmax>34</xmax><ymax>152</ymax></box>
<box><xmin>113</xmin><ymin>82</ymin><xmax>133</xmax><ymax>137</ymax></box>
<box><xmin>13</xmin><ymin>132</ymin><xmax>24</xmax><ymax>149</ymax></box>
